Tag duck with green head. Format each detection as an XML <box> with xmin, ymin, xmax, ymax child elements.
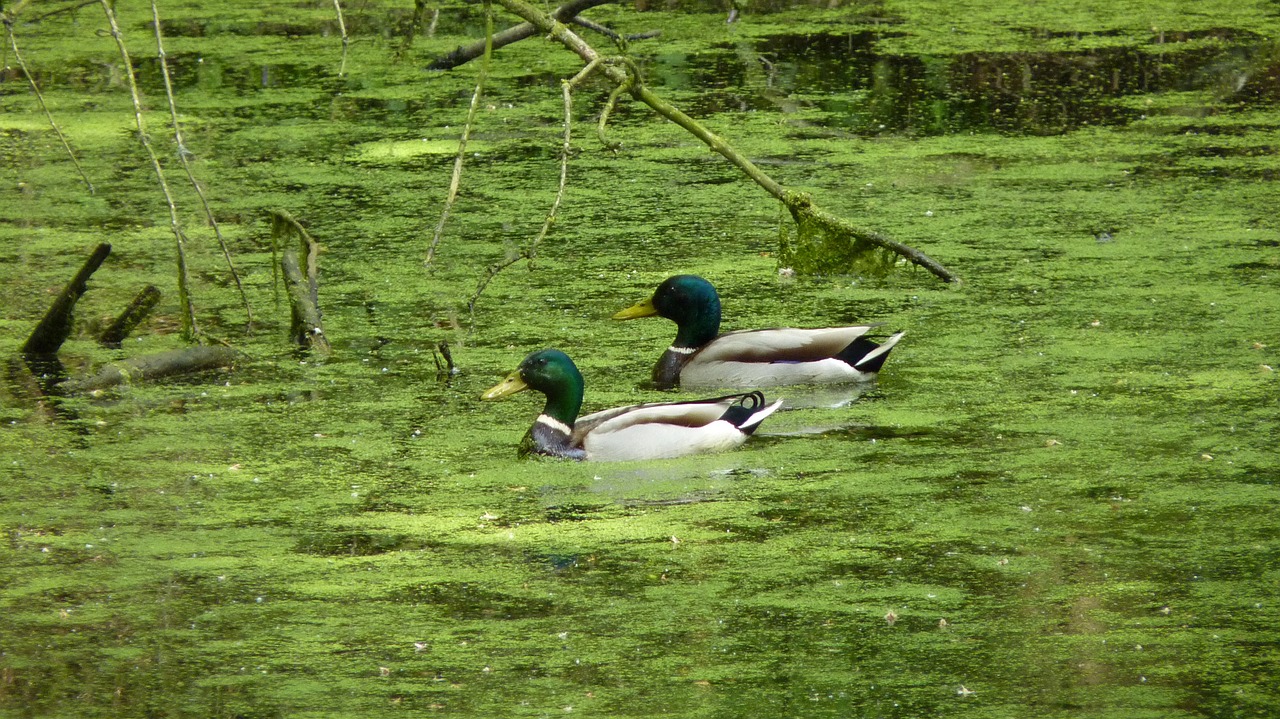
<box><xmin>481</xmin><ymin>348</ymin><xmax>782</xmax><ymax>461</ymax></box>
<box><xmin>614</xmin><ymin>274</ymin><xmax>905</xmax><ymax>390</ymax></box>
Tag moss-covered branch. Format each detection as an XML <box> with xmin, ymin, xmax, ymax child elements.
<box><xmin>98</xmin><ymin>284</ymin><xmax>162</xmax><ymax>349</ymax></box>
<box><xmin>271</xmin><ymin>211</ymin><xmax>332</xmax><ymax>356</ymax></box>
<box><xmin>486</xmin><ymin>0</ymin><xmax>961</xmax><ymax>284</ymax></box>
<box><xmin>59</xmin><ymin>346</ymin><xmax>238</xmax><ymax>393</ymax></box>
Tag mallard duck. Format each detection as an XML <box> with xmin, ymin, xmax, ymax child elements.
<box><xmin>613</xmin><ymin>274</ymin><xmax>905</xmax><ymax>390</ymax></box>
<box><xmin>481</xmin><ymin>348</ymin><xmax>782</xmax><ymax>461</ymax></box>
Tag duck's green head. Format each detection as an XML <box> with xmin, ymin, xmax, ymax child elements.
<box><xmin>481</xmin><ymin>348</ymin><xmax>584</xmax><ymax>424</ymax></box>
<box><xmin>613</xmin><ymin>275</ymin><xmax>721</xmax><ymax>348</ymax></box>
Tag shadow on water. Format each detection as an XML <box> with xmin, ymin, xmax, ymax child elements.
<box><xmin>680</xmin><ymin>31</ymin><xmax>1280</xmax><ymax>135</ymax></box>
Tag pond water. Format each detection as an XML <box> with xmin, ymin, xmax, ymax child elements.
<box><xmin>2</xmin><ymin>1</ymin><xmax>1278</xmax><ymax>717</ymax></box>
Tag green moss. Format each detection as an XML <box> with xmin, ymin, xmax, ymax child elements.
<box><xmin>2</xmin><ymin>0</ymin><xmax>1279</xmax><ymax>717</ymax></box>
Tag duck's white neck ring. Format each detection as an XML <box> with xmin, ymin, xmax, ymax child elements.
<box><xmin>536</xmin><ymin>414</ymin><xmax>573</xmax><ymax>435</ymax></box>
<box><xmin>667</xmin><ymin>345</ymin><xmax>697</xmax><ymax>355</ymax></box>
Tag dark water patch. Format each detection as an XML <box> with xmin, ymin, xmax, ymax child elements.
<box><xmin>543</xmin><ymin>502</ymin><xmax>611</xmax><ymax>523</ymax></box>
<box><xmin>531</xmin><ymin>551</ymin><xmax>586</xmax><ymax>573</ymax></box>
<box><xmin>1230</xmin><ymin>464</ymin><xmax>1280</xmax><ymax>485</ymax></box>
<box><xmin>129</xmin><ymin>53</ymin><xmax>338</xmax><ymax>95</ymax></box>
<box><xmin>157</xmin><ymin>2</ymin><xmax>428</xmax><ymax>40</ymax></box>
<box><xmin>157</xmin><ymin>19</ymin><xmax>340</xmax><ymax>39</ymax></box>
<box><xmin>1131</xmin><ymin>162</ymin><xmax>1280</xmax><ymax>182</ymax></box>
<box><xmin>1025</xmin><ymin>27</ymin><xmax>1264</xmax><ymax>44</ymax></box>
<box><xmin>683</xmin><ymin>33</ymin><xmax>1280</xmax><ymax>135</ymax></box>
<box><xmin>1189</xmin><ymin>144</ymin><xmax>1276</xmax><ymax>158</ymax></box>
<box><xmin>401</xmin><ymin>581</ymin><xmax>562</xmax><ymax>619</ymax></box>
<box><xmin>1231</xmin><ymin>259</ymin><xmax>1280</xmax><ymax>280</ymax></box>
<box><xmin>1153</xmin><ymin>120</ymin><xmax>1280</xmax><ymax>137</ymax></box>
<box><xmin>294</xmin><ymin>529</ymin><xmax>416</xmax><ymax>556</ymax></box>
<box><xmin>620</xmin><ymin>490</ymin><xmax>728</xmax><ymax>507</ymax></box>
<box><xmin>355</xmin><ymin>496</ymin><xmax>417</xmax><ymax>513</ymax></box>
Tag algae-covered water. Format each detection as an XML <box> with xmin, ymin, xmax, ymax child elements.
<box><xmin>2</xmin><ymin>1</ymin><xmax>1278</xmax><ymax>717</ymax></box>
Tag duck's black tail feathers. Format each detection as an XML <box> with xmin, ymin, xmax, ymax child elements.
<box><xmin>836</xmin><ymin>331</ymin><xmax>905</xmax><ymax>373</ymax></box>
<box><xmin>718</xmin><ymin>391</ymin><xmax>782</xmax><ymax>435</ymax></box>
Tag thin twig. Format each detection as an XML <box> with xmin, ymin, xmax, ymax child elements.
<box><xmin>596</xmin><ymin>59</ymin><xmax>633</xmax><ymax>150</ymax></box>
<box><xmin>395</xmin><ymin>0</ymin><xmax>431</xmax><ymax>57</ymax></box>
<box><xmin>466</xmin><ymin>59</ymin><xmax>588</xmax><ymax>327</ymax></box>
<box><xmin>332</xmin><ymin>0</ymin><xmax>349</xmax><ymax>77</ymax></box>
<box><xmin>100</xmin><ymin>0</ymin><xmax>201</xmax><ymax>338</ymax></box>
<box><xmin>3</xmin><ymin>14</ymin><xmax>95</xmax><ymax>194</ymax></box>
<box><xmin>466</xmin><ymin>252</ymin><xmax>522</xmax><ymax>328</ymax></box>
<box><xmin>535</xmin><ymin>61</ymin><xmax>591</xmax><ymax>262</ymax></box>
<box><xmin>425</xmin><ymin>1</ymin><xmax>493</xmax><ymax>268</ymax></box>
<box><xmin>150</xmin><ymin>1</ymin><xmax>252</xmax><ymax>328</ymax></box>
<box><xmin>18</xmin><ymin>0</ymin><xmax>98</xmax><ymax>25</ymax></box>
<box><xmin>567</xmin><ymin>16</ymin><xmax>658</xmax><ymax>44</ymax></box>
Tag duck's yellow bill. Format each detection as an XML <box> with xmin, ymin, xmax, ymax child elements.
<box><xmin>482</xmin><ymin>371</ymin><xmax>528</xmax><ymax>400</ymax></box>
<box><xmin>612</xmin><ymin>298</ymin><xmax>658</xmax><ymax>320</ymax></box>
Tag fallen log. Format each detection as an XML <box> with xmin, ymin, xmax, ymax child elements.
<box><xmin>58</xmin><ymin>346</ymin><xmax>238</xmax><ymax>393</ymax></box>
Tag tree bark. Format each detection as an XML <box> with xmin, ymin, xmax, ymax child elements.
<box><xmin>282</xmin><ymin>247</ymin><xmax>331</xmax><ymax>355</ymax></box>
<box><xmin>99</xmin><ymin>284</ymin><xmax>161</xmax><ymax>348</ymax></box>
<box><xmin>271</xmin><ymin>210</ymin><xmax>333</xmax><ymax>356</ymax></box>
<box><xmin>22</xmin><ymin>243</ymin><xmax>111</xmax><ymax>355</ymax></box>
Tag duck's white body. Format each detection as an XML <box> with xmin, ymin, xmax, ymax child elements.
<box><xmin>575</xmin><ymin>397</ymin><xmax>783</xmax><ymax>461</ymax></box>
<box><xmin>678</xmin><ymin>328</ymin><xmax>907</xmax><ymax>389</ymax></box>
<box><xmin>615</xmin><ymin>276</ymin><xmax>906</xmax><ymax>390</ymax></box>
<box><xmin>482</xmin><ymin>349</ymin><xmax>783</xmax><ymax>462</ymax></box>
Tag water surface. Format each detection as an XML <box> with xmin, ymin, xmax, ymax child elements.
<box><xmin>1</xmin><ymin>1</ymin><xmax>1278</xmax><ymax>717</ymax></box>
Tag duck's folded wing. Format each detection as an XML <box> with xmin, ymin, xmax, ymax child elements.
<box><xmin>572</xmin><ymin>399</ymin><xmax>734</xmax><ymax>443</ymax></box>
<box><xmin>697</xmin><ymin>326</ymin><xmax>879</xmax><ymax>363</ymax></box>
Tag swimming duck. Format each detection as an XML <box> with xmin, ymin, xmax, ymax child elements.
<box><xmin>481</xmin><ymin>348</ymin><xmax>782</xmax><ymax>461</ymax></box>
<box><xmin>613</xmin><ymin>274</ymin><xmax>905</xmax><ymax>390</ymax></box>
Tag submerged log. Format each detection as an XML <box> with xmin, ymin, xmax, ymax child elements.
<box><xmin>59</xmin><ymin>346</ymin><xmax>238</xmax><ymax>393</ymax></box>
<box><xmin>22</xmin><ymin>243</ymin><xmax>111</xmax><ymax>355</ymax></box>
<box><xmin>99</xmin><ymin>284</ymin><xmax>161</xmax><ymax>348</ymax></box>
<box><xmin>271</xmin><ymin>210</ymin><xmax>332</xmax><ymax>356</ymax></box>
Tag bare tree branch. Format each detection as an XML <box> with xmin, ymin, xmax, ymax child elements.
<box><xmin>151</xmin><ymin>1</ymin><xmax>252</xmax><ymax>328</ymax></box>
<box><xmin>425</xmin><ymin>1</ymin><xmax>494</xmax><ymax>268</ymax></box>
<box><xmin>484</xmin><ymin>0</ymin><xmax>961</xmax><ymax>283</ymax></box>
<box><xmin>427</xmin><ymin>0</ymin><xmax>616</xmax><ymax>70</ymax></box>
<box><xmin>100</xmin><ymin>0</ymin><xmax>201</xmax><ymax>338</ymax></box>
<box><xmin>3</xmin><ymin>13</ymin><xmax>95</xmax><ymax>194</ymax></box>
